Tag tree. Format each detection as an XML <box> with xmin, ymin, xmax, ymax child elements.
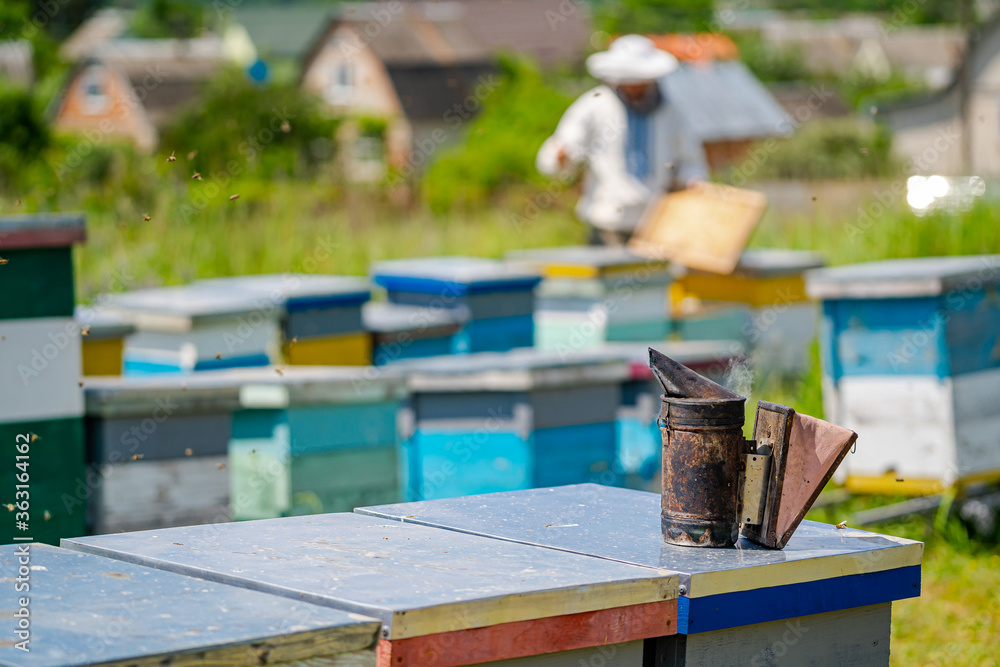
<box><xmin>160</xmin><ymin>68</ymin><xmax>340</xmax><ymax>179</ymax></box>
<box><xmin>595</xmin><ymin>0</ymin><xmax>716</xmax><ymax>35</ymax></box>
<box><xmin>132</xmin><ymin>0</ymin><xmax>206</xmax><ymax>39</ymax></box>
<box><xmin>0</xmin><ymin>83</ymin><xmax>49</xmax><ymax>187</ymax></box>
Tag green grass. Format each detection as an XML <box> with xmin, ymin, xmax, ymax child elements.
<box><xmin>805</xmin><ymin>494</ymin><xmax>1000</xmax><ymax>667</ymax></box>
<box><xmin>750</xmin><ymin>197</ymin><xmax>1000</xmax><ymax>266</ymax></box>
<box><xmin>46</xmin><ymin>181</ymin><xmax>586</xmax><ymax>303</ymax></box>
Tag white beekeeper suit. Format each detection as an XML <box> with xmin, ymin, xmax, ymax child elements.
<box><xmin>537</xmin><ymin>35</ymin><xmax>708</xmax><ymax>238</ymax></box>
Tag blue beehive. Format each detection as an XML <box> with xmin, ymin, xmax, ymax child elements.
<box><xmin>807</xmin><ymin>255</ymin><xmax>1000</xmax><ymax>493</ymax></box>
<box><xmin>363</xmin><ymin>301</ymin><xmax>467</xmax><ymax>364</ymax></box>
<box><xmin>227</xmin><ymin>365</ymin><xmax>405</xmax><ymax>519</ymax></box>
<box><xmin>359</xmin><ymin>484</ymin><xmax>923</xmax><ymax>664</ymax></box>
<box><xmin>673</xmin><ymin>248</ymin><xmax>826</xmax><ymax>372</ymax></box>
<box><xmin>84</xmin><ymin>372</ymin><xmax>243</xmax><ymax>533</ymax></box>
<box><xmin>506</xmin><ymin>246</ymin><xmax>673</xmax><ymax>349</ymax></box>
<box><xmin>395</xmin><ymin>349</ymin><xmax>629</xmax><ymax>500</ymax></box>
<box><xmin>104</xmin><ymin>283</ymin><xmax>282</xmax><ymax>374</ymax></box>
<box><xmin>196</xmin><ymin>274</ymin><xmax>373</xmax><ymax>365</ymax></box>
<box><xmin>371</xmin><ymin>257</ymin><xmax>541</xmax><ymax>354</ymax></box>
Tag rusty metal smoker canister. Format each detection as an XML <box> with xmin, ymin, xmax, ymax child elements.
<box><xmin>648</xmin><ymin>347</ymin><xmax>749</xmax><ymax>548</ymax></box>
<box><xmin>658</xmin><ymin>395</ymin><xmax>747</xmax><ymax>547</ymax></box>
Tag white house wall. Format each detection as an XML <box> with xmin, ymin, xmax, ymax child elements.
<box><xmin>302</xmin><ymin>25</ymin><xmax>401</xmax><ymax>117</ymax></box>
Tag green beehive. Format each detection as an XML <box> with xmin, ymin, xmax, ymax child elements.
<box><xmin>0</xmin><ymin>214</ymin><xmax>87</xmax><ymax>545</ymax></box>
<box><xmin>228</xmin><ymin>366</ymin><xmax>406</xmax><ymax>520</ymax></box>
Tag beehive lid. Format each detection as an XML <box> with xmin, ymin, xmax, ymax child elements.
<box><xmin>506</xmin><ymin>245</ymin><xmax>671</xmax><ymax>279</ymax></box>
<box><xmin>83</xmin><ymin>371</ymin><xmax>245</xmax><ymax>417</ymax></box>
<box><xmin>197</xmin><ymin>274</ymin><xmax>371</xmax><ymax>310</ymax></box>
<box><xmin>393</xmin><ymin>348</ymin><xmax>631</xmax><ymax>391</ymax></box>
<box><xmin>731</xmin><ymin>248</ymin><xmax>826</xmax><ymax>277</ymax></box>
<box><xmin>63</xmin><ymin>512</ymin><xmax>679</xmax><ymax>641</ymax></box>
<box><xmin>75</xmin><ymin>304</ymin><xmax>136</xmax><ymax>340</ymax></box>
<box><xmin>362</xmin><ymin>301</ymin><xmax>468</xmax><ymax>334</ymax></box>
<box><xmin>372</xmin><ymin>257</ymin><xmax>541</xmax><ymax>295</ymax></box>
<box><xmin>0</xmin><ymin>544</ymin><xmax>379</xmax><ymax>667</ymax></box>
<box><xmin>358</xmin><ymin>484</ymin><xmax>923</xmax><ymax>602</ymax></box>
<box><xmin>0</xmin><ymin>213</ymin><xmax>86</xmax><ymax>249</ymax></box>
<box><xmin>84</xmin><ymin>365</ymin><xmax>402</xmax><ymax>415</ymax></box>
<box><xmin>102</xmin><ymin>283</ymin><xmax>271</xmax><ymax>330</ymax></box>
<box><xmin>806</xmin><ymin>255</ymin><xmax>1000</xmax><ymax>299</ymax></box>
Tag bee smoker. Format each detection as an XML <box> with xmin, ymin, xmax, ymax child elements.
<box><xmin>649</xmin><ymin>348</ymin><xmax>859</xmax><ymax>550</ymax></box>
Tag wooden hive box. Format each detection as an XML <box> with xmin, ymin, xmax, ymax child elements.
<box><xmin>76</xmin><ymin>305</ymin><xmax>135</xmax><ymax>376</ymax></box>
<box><xmin>394</xmin><ymin>349</ymin><xmax>629</xmax><ymax>499</ymax></box>
<box><xmin>807</xmin><ymin>254</ymin><xmax>1000</xmax><ymax>494</ymax></box>
<box><xmin>372</xmin><ymin>257</ymin><xmax>541</xmax><ymax>354</ymax></box>
<box><xmin>64</xmin><ymin>511</ymin><xmax>680</xmax><ymax>667</ymax></box>
<box><xmin>197</xmin><ymin>274</ymin><xmax>373</xmax><ymax>366</ymax></box>
<box><xmin>0</xmin><ymin>213</ymin><xmax>87</xmax><ymax>545</ymax></box>
<box><xmin>672</xmin><ymin>249</ymin><xmax>826</xmax><ymax>373</ymax></box>
<box><xmin>0</xmin><ymin>544</ymin><xmax>380</xmax><ymax>666</ymax></box>
<box><xmin>83</xmin><ymin>372</ymin><xmax>244</xmax><ymax>533</ymax></box>
<box><xmin>363</xmin><ymin>302</ymin><xmax>467</xmax><ymax>365</ymax></box>
<box><xmin>597</xmin><ymin>341</ymin><xmax>745</xmax><ymax>490</ymax></box>
<box><xmin>227</xmin><ymin>365</ymin><xmax>406</xmax><ymax>520</ymax></box>
<box><xmin>359</xmin><ymin>483</ymin><xmax>924</xmax><ymax>667</ymax></box>
<box><xmin>506</xmin><ymin>246</ymin><xmax>673</xmax><ymax>349</ymax></box>
<box><xmin>103</xmin><ymin>283</ymin><xmax>282</xmax><ymax>374</ymax></box>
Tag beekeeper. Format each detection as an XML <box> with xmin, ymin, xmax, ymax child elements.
<box><xmin>537</xmin><ymin>35</ymin><xmax>708</xmax><ymax>245</ymax></box>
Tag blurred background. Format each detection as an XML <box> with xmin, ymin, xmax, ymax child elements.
<box><xmin>1</xmin><ymin>1</ymin><xmax>999</xmax><ymax>665</ymax></box>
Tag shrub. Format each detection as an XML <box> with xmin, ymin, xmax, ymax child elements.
<box><xmin>727</xmin><ymin>118</ymin><xmax>898</xmax><ymax>182</ymax></box>
<box><xmin>159</xmin><ymin>69</ymin><xmax>340</xmax><ymax>180</ymax></box>
<box><xmin>420</xmin><ymin>56</ymin><xmax>574</xmax><ymax>212</ymax></box>
<box><xmin>0</xmin><ymin>83</ymin><xmax>49</xmax><ymax>188</ymax></box>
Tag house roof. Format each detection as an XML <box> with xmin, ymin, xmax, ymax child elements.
<box><xmin>454</xmin><ymin>0</ymin><xmax>591</xmax><ymax>67</ymax></box>
<box><xmin>61</xmin><ymin>38</ymin><xmax>229</xmax><ymax>128</ymax></box>
<box><xmin>302</xmin><ymin>2</ymin><xmax>492</xmax><ymax>71</ymax></box>
<box><xmin>645</xmin><ymin>33</ymin><xmax>740</xmax><ymax>63</ymax></box>
<box><xmin>303</xmin><ymin>0</ymin><xmax>590</xmax><ymax>73</ymax></box>
<box><xmin>387</xmin><ymin>62</ymin><xmax>495</xmax><ymax>120</ymax></box>
<box><xmin>354</xmin><ymin>4</ymin><xmax>491</xmax><ymax>65</ymax></box>
<box><xmin>0</xmin><ymin>40</ymin><xmax>33</xmax><ymax>85</ymax></box>
<box><xmin>664</xmin><ymin>61</ymin><xmax>792</xmax><ymax>142</ymax></box>
<box><xmin>232</xmin><ymin>4</ymin><xmax>335</xmax><ymax>59</ymax></box>
<box><xmin>59</xmin><ymin>8</ymin><xmax>129</xmax><ymax>62</ymax></box>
